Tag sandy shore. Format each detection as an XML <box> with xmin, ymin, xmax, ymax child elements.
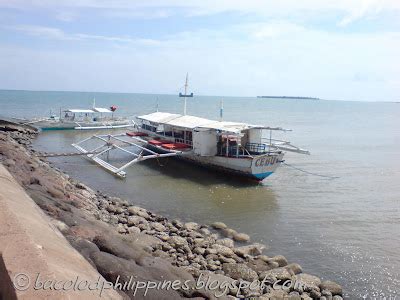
<box><xmin>0</xmin><ymin>120</ymin><xmax>343</xmax><ymax>299</ymax></box>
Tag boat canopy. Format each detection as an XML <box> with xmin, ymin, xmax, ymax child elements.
<box><xmin>65</xmin><ymin>109</ymin><xmax>95</xmax><ymax>113</ymax></box>
<box><xmin>65</xmin><ymin>107</ymin><xmax>112</xmax><ymax>114</ymax></box>
<box><xmin>137</xmin><ymin>112</ymin><xmax>290</xmax><ymax>134</ymax></box>
<box><xmin>137</xmin><ymin>112</ymin><xmax>181</xmax><ymax>124</ymax></box>
<box><xmin>93</xmin><ymin>107</ymin><xmax>112</xmax><ymax>113</ymax></box>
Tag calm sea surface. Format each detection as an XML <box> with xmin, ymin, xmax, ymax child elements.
<box><xmin>1</xmin><ymin>90</ymin><xmax>399</xmax><ymax>299</ymax></box>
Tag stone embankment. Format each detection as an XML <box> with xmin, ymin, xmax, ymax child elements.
<box><xmin>0</xmin><ymin>120</ymin><xmax>344</xmax><ymax>299</ymax></box>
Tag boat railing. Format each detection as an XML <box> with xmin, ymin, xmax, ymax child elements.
<box><xmin>217</xmin><ymin>144</ymin><xmax>249</xmax><ymax>157</ymax></box>
<box><xmin>246</xmin><ymin>142</ymin><xmax>267</xmax><ymax>153</ymax></box>
<box><xmin>174</xmin><ymin>138</ymin><xmax>193</xmax><ymax>146</ymax></box>
<box><xmin>245</xmin><ymin>142</ymin><xmax>282</xmax><ymax>154</ymax></box>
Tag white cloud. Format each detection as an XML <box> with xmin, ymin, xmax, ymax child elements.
<box><xmin>249</xmin><ymin>22</ymin><xmax>306</xmax><ymax>39</ymax></box>
<box><xmin>2</xmin><ymin>0</ymin><xmax>400</xmax><ymax>24</ymax></box>
<box><xmin>7</xmin><ymin>25</ymin><xmax>161</xmax><ymax>45</ymax></box>
<box><xmin>337</xmin><ymin>0</ymin><xmax>384</xmax><ymax>26</ymax></box>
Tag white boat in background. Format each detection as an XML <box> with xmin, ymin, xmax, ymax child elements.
<box><xmin>26</xmin><ymin>100</ymin><xmax>134</xmax><ymax>130</ymax></box>
<box><xmin>72</xmin><ymin>75</ymin><xmax>309</xmax><ymax>181</ymax></box>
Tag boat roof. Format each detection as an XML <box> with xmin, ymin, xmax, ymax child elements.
<box><xmin>93</xmin><ymin>107</ymin><xmax>112</xmax><ymax>113</ymax></box>
<box><xmin>65</xmin><ymin>107</ymin><xmax>112</xmax><ymax>113</ymax></box>
<box><xmin>65</xmin><ymin>109</ymin><xmax>95</xmax><ymax>113</ymax></box>
<box><xmin>137</xmin><ymin>112</ymin><xmax>287</xmax><ymax>134</ymax></box>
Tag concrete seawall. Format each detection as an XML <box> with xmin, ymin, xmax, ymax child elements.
<box><xmin>0</xmin><ymin>164</ymin><xmax>122</xmax><ymax>299</ymax></box>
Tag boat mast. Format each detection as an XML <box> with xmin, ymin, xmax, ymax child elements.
<box><xmin>220</xmin><ymin>99</ymin><xmax>224</xmax><ymax>121</ymax></box>
<box><xmin>184</xmin><ymin>73</ymin><xmax>188</xmax><ymax>115</ymax></box>
<box><xmin>179</xmin><ymin>73</ymin><xmax>193</xmax><ymax>115</ymax></box>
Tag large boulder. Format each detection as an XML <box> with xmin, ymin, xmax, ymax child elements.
<box><xmin>285</xmin><ymin>263</ymin><xmax>302</xmax><ymax>275</ymax></box>
<box><xmin>246</xmin><ymin>258</ymin><xmax>271</xmax><ymax>274</ymax></box>
<box><xmin>212</xmin><ymin>244</ymin><xmax>235</xmax><ymax>258</ymax></box>
<box><xmin>259</xmin><ymin>267</ymin><xmax>293</xmax><ymax>282</ymax></box>
<box><xmin>269</xmin><ymin>255</ymin><xmax>288</xmax><ymax>267</ymax></box>
<box><xmin>127</xmin><ymin>206</ymin><xmax>150</xmax><ymax>219</ymax></box>
<box><xmin>184</xmin><ymin>222</ymin><xmax>200</xmax><ymax>231</ymax></box>
<box><xmin>234</xmin><ymin>243</ymin><xmax>266</xmax><ymax>257</ymax></box>
<box><xmin>319</xmin><ymin>280</ymin><xmax>343</xmax><ymax>296</ymax></box>
<box><xmin>168</xmin><ymin>236</ymin><xmax>188</xmax><ymax>249</ymax></box>
<box><xmin>295</xmin><ymin>273</ymin><xmax>322</xmax><ymax>293</ymax></box>
<box><xmin>211</xmin><ymin>222</ymin><xmax>227</xmax><ymax>230</ymax></box>
<box><xmin>127</xmin><ymin>215</ymin><xmax>148</xmax><ymax>226</ymax></box>
<box><xmin>222</xmin><ymin>263</ymin><xmax>258</xmax><ymax>282</ymax></box>
<box><xmin>232</xmin><ymin>232</ymin><xmax>250</xmax><ymax>242</ymax></box>
<box><xmin>216</xmin><ymin>238</ymin><xmax>235</xmax><ymax>248</ymax></box>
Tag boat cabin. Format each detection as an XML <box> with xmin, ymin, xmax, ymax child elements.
<box><xmin>62</xmin><ymin>107</ymin><xmax>114</xmax><ymax>122</ymax></box>
<box><xmin>137</xmin><ymin>112</ymin><xmax>287</xmax><ymax>158</ymax></box>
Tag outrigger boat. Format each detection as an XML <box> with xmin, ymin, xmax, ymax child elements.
<box><xmin>72</xmin><ymin>75</ymin><xmax>309</xmax><ymax>181</ymax></box>
<box><xmin>26</xmin><ymin>100</ymin><xmax>134</xmax><ymax>130</ymax></box>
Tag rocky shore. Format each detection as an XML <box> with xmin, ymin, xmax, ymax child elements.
<box><xmin>0</xmin><ymin>120</ymin><xmax>344</xmax><ymax>299</ymax></box>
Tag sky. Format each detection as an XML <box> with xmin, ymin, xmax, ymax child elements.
<box><xmin>0</xmin><ymin>0</ymin><xmax>399</xmax><ymax>101</ymax></box>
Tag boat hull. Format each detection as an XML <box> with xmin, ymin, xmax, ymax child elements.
<box><xmin>146</xmin><ymin>144</ymin><xmax>283</xmax><ymax>181</ymax></box>
<box><xmin>34</xmin><ymin>120</ymin><xmax>133</xmax><ymax>131</ymax></box>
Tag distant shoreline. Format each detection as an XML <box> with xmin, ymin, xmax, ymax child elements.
<box><xmin>257</xmin><ymin>96</ymin><xmax>320</xmax><ymax>100</ymax></box>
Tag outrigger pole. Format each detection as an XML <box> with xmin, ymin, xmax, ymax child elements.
<box><xmin>179</xmin><ymin>73</ymin><xmax>193</xmax><ymax>115</ymax></box>
<box><xmin>72</xmin><ymin>134</ymin><xmax>182</xmax><ymax>178</ymax></box>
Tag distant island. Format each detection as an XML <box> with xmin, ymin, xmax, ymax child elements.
<box><xmin>257</xmin><ymin>96</ymin><xmax>320</xmax><ymax>100</ymax></box>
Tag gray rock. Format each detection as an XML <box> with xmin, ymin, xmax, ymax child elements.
<box><xmin>333</xmin><ymin>296</ymin><xmax>344</xmax><ymax>300</ymax></box>
<box><xmin>184</xmin><ymin>222</ymin><xmax>199</xmax><ymax>231</ymax></box>
<box><xmin>260</xmin><ymin>289</ymin><xmax>287</xmax><ymax>300</ymax></box>
<box><xmin>320</xmin><ymin>280</ymin><xmax>343</xmax><ymax>296</ymax></box>
<box><xmin>322</xmin><ymin>289</ymin><xmax>332</xmax><ymax>297</ymax></box>
<box><xmin>128</xmin><ymin>226</ymin><xmax>141</xmax><ymax>235</ymax></box>
<box><xmin>117</xmin><ymin>216</ymin><xmax>127</xmax><ymax>224</ymax></box>
<box><xmin>127</xmin><ymin>215</ymin><xmax>147</xmax><ymax>226</ymax></box>
<box><xmin>301</xmin><ymin>292</ymin><xmax>313</xmax><ymax>300</ymax></box>
<box><xmin>221</xmin><ymin>228</ymin><xmax>237</xmax><ymax>238</ymax></box>
<box><xmin>211</xmin><ymin>222</ymin><xmax>227</xmax><ymax>230</ymax></box>
<box><xmin>232</xmin><ymin>232</ymin><xmax>250</xmax><ymax>242</ymax></box>
<box><xmin>116</xmin><ymin>224</ymin><xmax>127</xmax><ymax>234</ymax></box>
<box><xmin>269</xmin><ymin>255</ymin><xmax>288</xmax><ymax>267</ymax></box>
<box><xmin>212</xmin><ymin>244</ymin><xmax>235</xmax><ymax>258</ymax></box>
<box><xmin>193</xmin><ymin>247</ymin><xmax>206</xmax><ymax>255</ymax></box>
<box><xmin>285</xmin><ymin>263</ymin><xmax>303</xmax><ymax>275</ymax></box>
<box><xmin>216</xmin><ymin>238</ymin><xmax>235</xmax><ymax>248</ymax></box>
<box><xmin>267</xmin><ymin>261</ymin><xmax>280</xmax><ymax>269</ymax></box>
<box><xmin>234</xmin><ymin>243</ymin><xmax>266</xmax><ymax>257</ymax></box>
<box><xmin>168</xmin><ymin>236</ymin><xmax>188</xmax><ymax>248</ymax></box>
<box><xmin>222</xmin><ymin>263</ymin><xmax>258</xmax><ymax>282</ymax></box>
<box><xmin>259</xmin><ymin>267</ymin><xmax>293</xmax><ymax>282</ymax></box>
<box><xmin>197</xmin><ymin>271</ymin><xmax>237</xmax><ymax>298</ymax></box>
<box><xmin>150</xmin><ymin>222</ymin><xmax>166</xmax><ymax>232</ymax></box>
<box><xmin>172</xmin><ymin>219</ymin><xmax>183</xmax><ymax>229</ymax></box>
<box><xmin>246</xmin><ymin>258</ymin><xmax>271</xmax><ymax>274</ymax></box>
<box><xmin>199</xmin><ymin>227</ymin><xmax>211</xmax><ymax>236</ymax></box>
<box><xmin>127</xmin><ymin>206</ymin><xmax>150</xmax><ymax>219</ymax></box>
<box><xmin>106</xmin><ymin>204</ymin><xmax>117</xmax><ymax>213</ymax></box>
<box><xmin>309</xmin><ymin>289</ymin><xmax>322</xmax><ymax>299</ymax></box>
<box><xmin>115</xmin><ymin>206</ymin><xmax>124</xmax><ymax>214</ymax></box>
<box><xmin>295</xmin><ymin>273</ymin><xmax>321</xmax><ymax>292</ymax></box>
<box><xmin>204</xmin><ymin>248</ymin><xmax>218</xmax><ymax>255</ymax></box>
<box><xmin>109</xmin><ymin>215</ymin><xmax>119</xmax><ymax>225</ymax></box>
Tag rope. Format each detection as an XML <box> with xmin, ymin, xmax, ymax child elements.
<box><xmin>282</xmin><ymin>162</ymin><xmax>339</xmax><ymax>179</ymax></box>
